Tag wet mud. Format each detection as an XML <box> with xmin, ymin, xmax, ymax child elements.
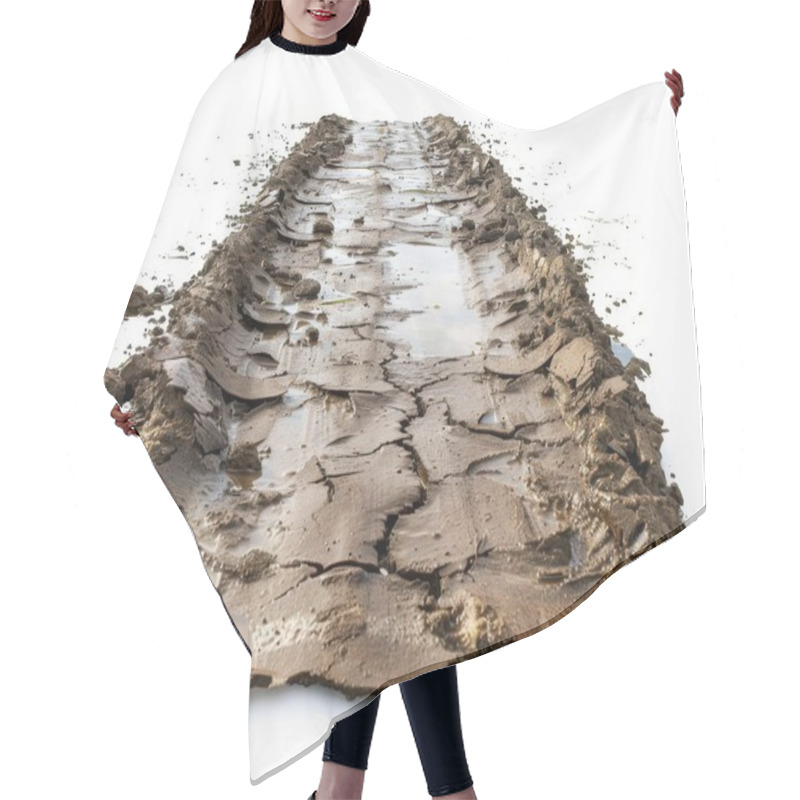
<box><xmin>105</xmin><ymin>113</ymin><xmax>685</xmax><ymax>698</ymax></box>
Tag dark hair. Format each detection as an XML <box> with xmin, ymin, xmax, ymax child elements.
<box><xmin>236</xmin><ymin>1</ymin><xmax>371</xmax><ymax>59</ymax></box>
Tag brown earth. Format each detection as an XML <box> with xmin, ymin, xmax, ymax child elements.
<box><xmin>105</xmin><ymin>113</ymin><xmax>685</xmax><ymax>699</ymax></box>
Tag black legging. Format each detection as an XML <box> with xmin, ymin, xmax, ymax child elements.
<box><xmin>323</xmin><ymin>664</ymin><xmax>474</xmax><ymax>797</ymax></box>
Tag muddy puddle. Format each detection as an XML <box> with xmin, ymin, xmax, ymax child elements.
<box><xmin>104</xmin><ymin>113</ymin><xmax>686</xmax><ymax>696</ymax></box>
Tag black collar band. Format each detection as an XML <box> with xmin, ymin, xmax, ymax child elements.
<box><xmin>269</xmin><ymin>31</ymin><xmax>348</xmax><ymax>55</ymax></box>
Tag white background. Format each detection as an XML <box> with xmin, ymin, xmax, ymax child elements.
<box><xmin>1</xmin><ymin>1</ymin><xmax>795</xmax><ymax>798</ymax></box>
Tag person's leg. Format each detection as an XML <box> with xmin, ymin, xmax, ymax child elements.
<box><xmin>400</xmin><ymin>664</ymin><xmax>476</xmax><ymax>799</ymax></box>
<box><xmin>316</xmin><ymin>694</ymin><xmax>382</xmax><ymax>800</ymax></box>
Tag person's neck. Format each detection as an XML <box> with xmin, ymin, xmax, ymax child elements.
<box><xmin>280</xmin><ymin>20</ymin><xmax>337</xmax><ymax>47</ymax></box>
<box><xmin>269</xmin><ymin>26</ymin><xmax>348</xmax><ymax>56</ymax></box>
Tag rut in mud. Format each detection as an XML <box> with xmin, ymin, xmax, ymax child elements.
<box><xmin>105</xmin><ymin>113</ymin><xmax>685</xmax><ymax>697</ymax></box>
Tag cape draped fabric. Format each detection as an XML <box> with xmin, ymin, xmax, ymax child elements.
<box><xmin>103</xmin><ymin>31</ymin><xmax>705</xmax><ymax>785</ymax></box>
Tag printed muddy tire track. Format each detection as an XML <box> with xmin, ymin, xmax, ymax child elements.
<box><xmin>104</xmin><ymin>113</ymin><xmax>685</xmax><ymax>696</ymax></box>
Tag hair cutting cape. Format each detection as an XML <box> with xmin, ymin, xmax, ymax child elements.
<box><xmin>103</xmin><ymin>30</ymin><xmax>705</xmax><ymax>785</ymax></box>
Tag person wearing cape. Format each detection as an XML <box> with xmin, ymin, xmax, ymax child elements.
<box><xmin>104</xmin><ymin>0</ymin><xmax>700</xmax><ymax>792</ymax></box>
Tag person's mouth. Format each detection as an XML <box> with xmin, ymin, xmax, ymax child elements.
<box><xmin>308</xmin><ymin>9</ymin><xmax>335</xmax><ymax>21</ymax></box>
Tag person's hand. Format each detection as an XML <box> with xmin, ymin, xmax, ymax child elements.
<box><xmin>665</xmin><ymin>68</ymin><xmax>684</xmax><ymax>116</ymax></box>
<box><xmin>110</xmin><ymin>402</ymin><xmax>139</xmax><ymax>436</ymax></box>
